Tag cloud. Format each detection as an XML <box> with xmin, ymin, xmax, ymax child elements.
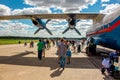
<box><xmin>100</xmin><ymin>3</ymin><xmax>120</xmax><ymax>14</ymax></box>
<box><xmin>63</xmin><ymin>8</ymin><xmax>80</xmax><ymax>13</ymax></box>
<box><xmin>0</xmin><ymin>15</ymin><xmax>92</xmax><ymax>37</ymax></box>
<box><xmin>101</xmin><ymin>0</ymin><xmax>110</xmax><ymax>3</ymax></box>
<box><xmin>0</xmin><ymin>20</ymin><xmax>37</xmax><ymax>37</ymax></box>
<box><xmin>0</xmin><ymin>1</ymin><xmax>96</xmax><ymax>38</ymax></box>
<box><xmin>0</xmin><ymin>4</ymin><xmax>11</xmax><ymax>15</ymax></box>
<box><xmin>24</xmin><ymin>0</ymin><xmax>97</xmax><ymax>13</ymax></box>
<box><xmin>12</xmin><ymin>7</ymin><xmax>51</xmax><ymax>15</ymax></box>
<box><xmin>0</xmin><ymin>30</ymin><xmax>15</xmax><ymax>36</ymax></box>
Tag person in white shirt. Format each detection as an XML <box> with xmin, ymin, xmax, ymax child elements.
<box><xmin>101</xmin><ymin>56</ymin><xmax>110</xmax><ymax>74</ymax></box>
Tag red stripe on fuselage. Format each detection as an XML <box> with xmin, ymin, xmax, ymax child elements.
<box><xmin>87</xmin><ymin>20</ymin><xmax>120</xmax><ymax>36</ymax></box>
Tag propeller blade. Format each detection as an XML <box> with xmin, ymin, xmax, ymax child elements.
<box><xmin>34</xmin><ymin>28</ymin><xmax>41</xmax><ymax>34</ymax></box>
<box><xmin>74</xmin><ymin>28</ymin><xmax>81</xmax><ymax>35</ymax></box>
<box><xmin>76</xmin><ymin>20</ymin><xmax>80</xmax><ymax>23</ymax></box>
<box><xmin>62</xmin><ymin>27</ymin><xmax>70</xmax><ymax>34</ymax></box>
<box><xmin>46</xmin><ymin>19</ymin><xmax>51</xmax><ymax>24</ymax></box>
<box><xmin>45</xmin><ymin>27</ymin><xmax>52</xmax><ymax>35</ymax></box>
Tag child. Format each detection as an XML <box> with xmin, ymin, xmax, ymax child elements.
<box><xmin>66</xmin><ymin>48</ymin><xmax>72</xmax><ymax>64</ymax></box>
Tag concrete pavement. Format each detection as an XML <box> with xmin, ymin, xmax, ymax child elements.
<box><xmin>0</xmin><ymin>44</ymin><xmax>115</xmax><ymax>80</ymax></box>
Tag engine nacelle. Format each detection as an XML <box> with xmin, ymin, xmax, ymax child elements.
<box><xmin>32</xmin><ymin>19</ymin><xmax>38</xmax><ymax>25</ymax></box>
<box><xmin>31</xmin><ymin>18</ymin><xmax>44</xmax><ymax>28</ymax></box>
<box><xmin>32</xmin><ymin>18</ymin><xmax>39</xmax><ymax>25</ymax></box>
<box><xmin>70</xmin><ymin>19</ymin><xmax>75</xmax><ymax>25</ymax></box>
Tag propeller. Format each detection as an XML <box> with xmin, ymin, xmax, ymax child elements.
<box><xmin>32</xmin><ymin>18</ymin><xmax>52</xmax><ymax>35</ymax></box>
<box><xmin>45</xmin><ymin>19</ymin><xmax>52</xmax><ymax>35</ymax></box>
<box><xmin>34</xmin><ymin>28</ymin><xmax>41</xmax><ymax>34</ymax></box>
<box><xmin>45</xmin><ymin>27</ymin><xmax>53</xmax><ymax>35</ymax></box>
<box><xmin>62</xmin><ymin>18</ymin><xmax>81</xmax><ymax>35</ymax></box>
<box><xmin>62</xmin><ymin>27</ymin><xmax>70</xmax><ymax>34</ymax></box>
<box><xmin>76</xmin><ymin>19</ymin><xmax>80</xmax><ymax>23</ymax></box>
<box><xmin>46</xmin><ymin>19</ymin><xmax>51</xmax><ymax>23</ymax></box>
<box><xmin>74</xmin><ymin>28</ymin><xmax>81</xmax><ymax>35</ymax></box>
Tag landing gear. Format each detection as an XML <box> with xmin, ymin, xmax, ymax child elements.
<box><xmin>86</xmin><ymin>46</ymin><xmax>90</xmax><ymax>56</ymax></box>
<box><xmin>86</xmin><ymin>43</ymin><xmax>96</xmax><ymax>56</ymax></box>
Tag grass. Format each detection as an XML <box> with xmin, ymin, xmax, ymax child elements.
<box><xmin>0</xmin><ymin>39</ymin><xmax>38</xmax><ymax>45</ymax></box>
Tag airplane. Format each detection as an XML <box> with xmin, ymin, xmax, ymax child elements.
<box><xmin>1</xmin><ymin>11</ymin><xmax>119</xmax><ymax>52</ymax></box>
<box><xmin>86</xmin><ymin>6</ymin><xmax>120</xmax><ymax>53</ymax></box>
<box><xmin>0</xmin><ymin>13</ymin><xmax>104</xmax><ymax>36</ymax></box>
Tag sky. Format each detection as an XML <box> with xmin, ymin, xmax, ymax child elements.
<box><xmin>0</xmin><ymin>0</ymin><xmax>120</xmax><ymax>38</ymax></box>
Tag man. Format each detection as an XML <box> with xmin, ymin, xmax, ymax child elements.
<box><xmin>37</xmin><ymin>39</ymin><xmax>44</xmax><ymax>60</ymax></box>
<box><xmin>88</xmin><ymin>38</ymin><xmax>96</xmax><ymax>55</ymax></box>
<box><xmin>109</xmin><ymin>50</ymin><xmax>119</xmax><ymax>64</ymax></box>
<box><xmin>58</xmin><ymin>39</ymin><xmax>67</xmax><ymax>69</ymax></box>
<box><xmin>109</xmin><ymin>50</ymin><xmax>119</xmax><ymax>76</ymax></box>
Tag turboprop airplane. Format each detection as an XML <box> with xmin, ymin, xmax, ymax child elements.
<box><xmin>86</xmin><ymin>7</ymin><xmax>120</xmax><ymax>51</ymax></box>
<box><xmin>0</xmin><ymin>13</ymin><xmax>104</xmax><ymax>36</ymax></box>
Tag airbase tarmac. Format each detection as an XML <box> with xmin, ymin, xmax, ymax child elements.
<box><xmin>0</xmin><ymin>44</ymin><xmax>115</xmax><ymax>80</ymax></box>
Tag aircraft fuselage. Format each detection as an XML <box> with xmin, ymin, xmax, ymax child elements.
<box><xmin>86</xmin><ymin>16</ymin><xmax>120</xmax><ymax>50</ymax></box>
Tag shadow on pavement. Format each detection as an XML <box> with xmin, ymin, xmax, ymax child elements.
<box><xmin>0</xmin><ymin>50</ymin><xmax>100</xmax><ymax>69</ymax></box>
<box><xmin>50</xmin><ymin>68</ymin><xmax>64</xmax><ymax>78</ymax></box>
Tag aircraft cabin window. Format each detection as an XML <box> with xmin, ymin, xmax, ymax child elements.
<box><xmin>108</xmin><ymin>23</ymin><xmax>110</xmax><ymax>28</ymax></box>
<box><xmin>104</xmin><ymin>24</ymin><xmax>108</xmax><ymax>29</ymax></box>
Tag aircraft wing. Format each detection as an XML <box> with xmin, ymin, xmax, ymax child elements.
<box><xmin>0</xmin><ymin>13</ymin><xmax>105</xmax><ymax>20</ymax></box>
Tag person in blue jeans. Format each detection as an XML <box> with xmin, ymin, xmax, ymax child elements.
<box><xmin>60</xmin><ymin>55</ymin><xmax>66</xmax><ymax>69</ymax></box>
<box><xmin>58</xmin><ymin>39</ymin><xmax>67</xmax><ymax>69</ymax></box>
<box><xmin>66</xmin><ymin>48</ymin><xmax>72</xmax><ymax>64</ymax></box>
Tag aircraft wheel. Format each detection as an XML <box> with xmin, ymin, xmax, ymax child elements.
<box><xmin>86</xmin><ymin>46</ymin><xmax>89</xmax><ymax>55</ymax></box>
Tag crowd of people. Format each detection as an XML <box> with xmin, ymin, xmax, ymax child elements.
<box><xmin>21</xmin><ymin>38</ymin><xmax>120</xmax><ymax>77</ymax></box>
<box><xmin>17</xmin><ymin>38</ymin><xmax>120</xmax><ymax>79</ymax></box>
<box><xmin>36</xmin><ymin>38</ymin><xmax>85</xmax><ymax>69</ymax></box>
